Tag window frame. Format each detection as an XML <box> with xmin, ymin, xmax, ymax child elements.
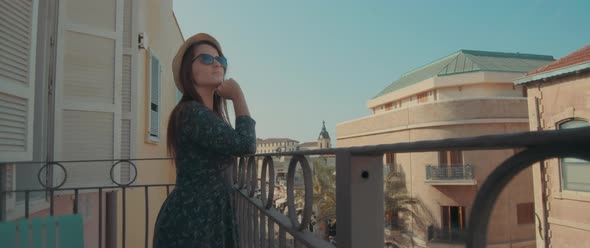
<box><xmin>558</xmin><ymin>118</ymin><xmax>590</xmax><ymax>192</ymax></box>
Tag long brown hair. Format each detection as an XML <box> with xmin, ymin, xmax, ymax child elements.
<box><xmin>167</xmin><ymin>41</ymin><xmax>230</xmax><ymax>160</ymax></box>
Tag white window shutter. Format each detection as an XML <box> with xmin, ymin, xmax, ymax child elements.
<box><xmin>52</xmin><ymin>0</ymin><xmax>123</xmax><ymax>188</ymax></box>
<box><xmin>119</xmin><ymin>0</ymin><xmax>134</xmax><ymax>184</ymax></box>
<box><xmin>0</xmin><ymin>0</ymin><xmax>38</xmax><ymax>162</ymax></box>
<box><xmin>148</xmin><ymin>51</ymin><xmax>161</xmax><ymax>142</ymax></box>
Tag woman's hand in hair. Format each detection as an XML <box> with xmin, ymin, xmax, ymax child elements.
<box><xmin>215</xmin><ymin>78</ymin><xmax>244</xmax><ymax>101</ymax></box>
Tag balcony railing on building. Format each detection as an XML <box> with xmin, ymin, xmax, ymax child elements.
<box><xmin>428</xmin><ymin>226</ymin><xmax>466</xmax><ymax>244</ymax></box>
<box><xmin>1</xmin><ymin>127</ymin><xmax>590</xmax><ymax>248</ymax></box>
<box><xmin>425</xmin><ymin>164</ymin><xmax>476</xmax><ymax>185</ymax></box>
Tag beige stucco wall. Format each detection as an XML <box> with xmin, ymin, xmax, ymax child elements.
<box><xmin>436</xmin><ymin>83</ymin><xmax>523</xmax><ymax>100</ymax></box>
<box><xmin>123</xmin><ymin>0</ymin><xmax>183</xmax><ymax>247</ymax></box>
<box><xmin>373</xmin><ymin>83</ymin><xmax>525</xmax><ymax>114</ymax></box>
<box><xmin>526</xmin><ymin>71</ymin><xmax>590</xmax><ymax>248</ymax></box>
<box><xmin>368</xmin><ymin>71</ymin><xmax>527</xmax><ymax>109</ymax></box>
<box><xmin>338</xmin><ymin>72</ymin><xmax>536</xmax><ymax>246</ymax></box>
<box><xmin>340</xmin><ymin>123</ymin><xmax>534</xmax><ymax>245</ymax></box>
<box><xmin>257</xmin><ymin>141</ymin><xmax>299</xmax><ymax>154</ymax></box>
<box><xmin>338</xmin><ymin>98</ymin><xmax>528</xmax><ymax>141</ymax></box>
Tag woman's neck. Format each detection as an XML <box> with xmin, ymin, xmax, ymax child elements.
<box><xmin>196</xmin><ymin>86</ymin><xmax>215</xmax><ymax>110</ymax></box>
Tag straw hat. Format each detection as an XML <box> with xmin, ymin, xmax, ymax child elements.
<box><xmin>172</xmin><ymin>33</ymin><xmax>223</xmax><ymax>94</ymax></box>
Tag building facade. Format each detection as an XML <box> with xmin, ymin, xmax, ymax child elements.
<box><xmin>515</xmin><ymin>45</ymin><xmax>590</xmax><ymax>248</ymax></box>
<box><xmin>0</xmin><ymin>0</ymin><xmax>182</xmax><ymax>247</ymax></box>
<box><xmin>337</xmin><ymin>50</ymin><xmax>554</xmax><ymax>247</ymax></box>
<box><xmin>256</xmin><ymin>138</ymin><xmax>299</xmax><ymax>154</ymax></box>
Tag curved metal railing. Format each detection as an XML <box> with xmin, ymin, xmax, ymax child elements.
<box><xmin>0</xmin><ymin>158</ymin><xmax>174</xmax><ymax>248</ymax></box>
<box><xmin>2</xmin><ymin>126</ymin><xmax>590</xmax><ymax>247</ymax></box>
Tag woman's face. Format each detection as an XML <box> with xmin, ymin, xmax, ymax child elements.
<box><xmin>192</xmin><ymin>44</ymin><xmax>225</xmax><ymax>88</ymax></box>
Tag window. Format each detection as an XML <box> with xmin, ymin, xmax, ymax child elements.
<box><xmin>440</xmin><ymin>206</ymin><xmax>465</xmax><ymax>241</ymax></box>
<box><xmin>384</xmin><ymin>152</ymin><xmax>399</xmax><ymax>176</ymax></box>
<box><xmin>148</xmin><ymin>51</ymin><xmax>161</xmax><ymax>142</ymax></box>
<box><xmin>516</xmin><ymin>202</ymin><xmax>534</xmax><ymax>224</ymax></box>
<box><xmin>439</xmin><ymin>150</ymin><xmax>463</xmax><ymax>166</ymax></box>
<box><xmin>384</xmin><ymin>102</ymin><xmax>393</xmax><ymax>110</ymax></box>
<box><xmin>559</xmin><ymin>119</ymin><xmax>590</xmax><ymax>192</ymax></box>
<box><xmin>385</xmin><ymin>152</ymin><xmax>396</xmax><ymax>164</ymax></box>
<box><xmin>417</xmin><ymin>92</ymin><xmax>428</xmax><ymax>103</ymax></box>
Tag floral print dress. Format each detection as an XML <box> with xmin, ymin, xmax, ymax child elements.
<box><xmin>153</xmin><ymin>101</ymin><xmax>256</xmax><ymax>248</ymax></box>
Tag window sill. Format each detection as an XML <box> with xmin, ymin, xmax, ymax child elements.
<box><xmin>553</xmin><ymin>190</ymin><xmax>590</xmax><ymax>202</ymax></box>
<box><xmin>145</xmin><ymin>134</ymin><xmax>160</xmax><ymax>144</ymax></box>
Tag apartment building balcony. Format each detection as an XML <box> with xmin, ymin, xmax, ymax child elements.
<box><xmin>425</xmin><ymin>164</ymin><xmax>476</xmax><ymax>185</ymax></box>
<box><xmin>1</xmin><ymin>127</ymin><xmax>589</xmax><ymax>248</ymax></box>
<box><xmin>428</xmin><ymin>227</ymin><xmax>466</xmax><ymax>246</ymax></box>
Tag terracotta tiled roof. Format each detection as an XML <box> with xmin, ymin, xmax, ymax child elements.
<box><xmin>257</xmin><ymin>138</ymin><xmax>299</xmax><ymax>144</ymax></box>
<box><xmin>298</xmin><ymin>142</ymin><xmax>317</xmax><ymax>147</ymax></box>
<box><xmin>526</xmin><ymin>45</ymin><xmax>590</xmax><ymax>76</ymax></box>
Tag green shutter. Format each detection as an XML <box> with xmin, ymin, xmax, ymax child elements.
<box><xmin>0</xmin><ymin>221</ymin><xmax>16</xmax><ymax>248</ymax></box>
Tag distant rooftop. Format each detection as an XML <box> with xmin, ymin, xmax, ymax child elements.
<box><xmin>256</xmin><ymin>138</ymin><xmax>299</xmax><ymax>144</ymax></box>
<box><xmin>526</xmin><ymin>45</ymin><xmax>590</xmax><ymax>76</ymax></box>
<box><xmin>298</xmin><ymin>142</ymin><xmax>317</xmax><ymax>147</ymax></box>
<box><xmin>373</xmin><ymin>49</ymin><xmax>555</xmax><ymax>99</ymax></box>
<box><xmin>515</xmin><ymin>45</ymin><xmax>590</xmax><ymax>85</ymax></box>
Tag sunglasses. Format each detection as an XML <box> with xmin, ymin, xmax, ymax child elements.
<box><xmin>192</xmin><ymin>53</ymin><xmax>228</xmax><ymax>68</ymax></box>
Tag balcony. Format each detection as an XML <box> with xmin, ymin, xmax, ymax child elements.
<box><xmin>428</xmin><ymin>227</ymin><xmax>466</xmax><ymax>245</ymax></box>
<box><xmin>425</xmin><ymin>164</ymin><xmax>477</xmax><ymax>185</ymax></box>
<box><xmin>1</xmin><ymin>127</ymin><xmax>590</xmax><ymax>248</ymax></box>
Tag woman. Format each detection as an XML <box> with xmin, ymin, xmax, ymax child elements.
<box><xmin>153</xmin><ymin>33</ymin><xmax>256</xmax><ymax>247</ymax></box>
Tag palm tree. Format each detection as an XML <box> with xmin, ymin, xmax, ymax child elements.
<box><xmin>383</xmin><ymin>166</ymin><xmax>435</xmax><ymax>247</ymax></box>
<box><xmin>309</xmin><ymin>157</ymin><xmax>336</xmax><ymax>239</ymax></box>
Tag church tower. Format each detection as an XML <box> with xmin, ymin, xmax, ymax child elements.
<box><xmin>318</xmin><ymin>121</ymin><xmax>331</xmax><ymax>149</ymax></box>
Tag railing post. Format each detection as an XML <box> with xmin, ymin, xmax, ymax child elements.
<box><xmin>336</xmin><ymin>151</ymin><xmax>384</xmax><ymax>248</ymax></box>
<box><xmin>462</xmin><ymin>165</ymin><xmax>467</xmax><ymax>179</ymax></box>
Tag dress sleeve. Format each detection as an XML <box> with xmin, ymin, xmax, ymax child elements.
<box><xmin>181</xmin><ymin>102</ymin><xmax>256</xmax><ymax>156</ymax></box>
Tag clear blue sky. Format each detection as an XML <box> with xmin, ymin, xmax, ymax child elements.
<box><xmin>173</xmin><ymin>0</ymin><xmax>590</xmax><ymax>145</ymax></box>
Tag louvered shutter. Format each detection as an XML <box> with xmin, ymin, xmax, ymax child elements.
<box><xmin>148</xmin><ymin>51</ymin><xmax>161</xmax><ymax>142</ymax></box>
<box><xmin>53</xmin><ymin>0</ymin><xmax>123</xmax><ymax>188</ymax></box>
<box><xmin>119</xmin><ymin>0</ymin><xmax>134</xmax><ymax>184</ymax></box>
<box><xmin>0</xmin><ymin>0</ymin><xmax>38</xmax><ymax>162</ymax></box>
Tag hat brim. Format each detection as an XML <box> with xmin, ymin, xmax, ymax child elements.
<box><xmin>172</xmin><ymin>33</ymin><xmax>223</xmax><ymax>94</ymax></box>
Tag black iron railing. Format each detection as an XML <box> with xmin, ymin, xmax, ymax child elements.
<box><xmin>0</xmin><ymin>158</ymin><xmax>174</xmax><ymax>248</ymax></box>
<box><xmin>426</xmin><ymin>164</ymin><xmax>473</xmax><ymax>180</ymax></box>
<box><xmin>2</xmin><ymin>126</ymin><xmax>590</xmax><ymax>248</ymax></box>
<box><xmin>428</xmin><ymin>226</ymin><xmax>465</xmax><ymax>243</ymax></box>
